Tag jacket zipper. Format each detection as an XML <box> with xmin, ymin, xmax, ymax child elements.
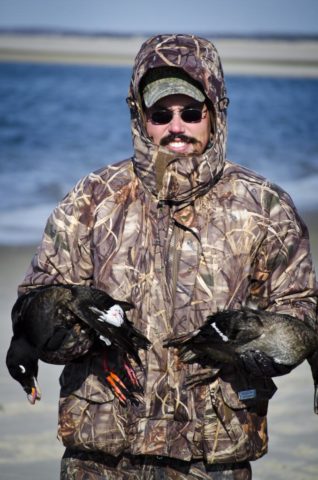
<box><xmin>169</xmin><ymin>220</ymin><xmax>183</xmax><ymax>314</ymax></box>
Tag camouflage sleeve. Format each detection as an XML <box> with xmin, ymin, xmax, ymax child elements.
<box><xmin>250</xmin><ymin>187</ymin><xmax>317</xmax><ymax>329</ymax></box>
<box><xmin>14</xmin><ymin>174</ymin><xmax>106</xmax><ymax>362</ymax></box>
<box><xmin>18</xmin><ymin>173</ymin><xmax>101</xmax><ymax>294</ymax></box>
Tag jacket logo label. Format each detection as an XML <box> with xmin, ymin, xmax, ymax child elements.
<box><xmin>238</xmin><ymin>389</ymin><xmax>257</xmax><ymax>400</ymax></box>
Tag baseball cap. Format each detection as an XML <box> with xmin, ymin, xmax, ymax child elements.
<box><xmin>141</xmin><ymin>67</ymin><xmax>205</xmax><ymax>108</ymax></box>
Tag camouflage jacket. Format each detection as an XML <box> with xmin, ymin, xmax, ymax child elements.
<box><xmin>20</xmin><ymin>35</ymin><xmax>317</xmax><ymax>464</ymax></box>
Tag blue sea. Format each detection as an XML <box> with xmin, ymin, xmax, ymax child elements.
<box><xmin>1</xmin><ymin>62</ymin><xmax>318</xmax><ymax>245</ymax></box>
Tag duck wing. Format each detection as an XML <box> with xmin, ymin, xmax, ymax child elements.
<box><xmin>60</xmin><ymin>285</ymin><xmax>150</xmax><ymax>367</ymax></box>
<box><xmin>165</xmin><ymin>309</ymin><xmax>263</xmax><ymax>352</ymax></box>
<box><xmin>204</xmin><ymin>308</ymin><xmax>265</xmax><ymax>345</ymax></box>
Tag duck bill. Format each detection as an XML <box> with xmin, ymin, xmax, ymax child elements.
<box><xmin>26</xmin><ymin>378</ymin><xmax>42</xmax><ymax>404</ymax></box>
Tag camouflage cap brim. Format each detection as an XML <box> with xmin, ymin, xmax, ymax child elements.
<box><xmin>143</xmin><ymin>77</ymin><xmax>205</xmax><ymax>108</ymax></box>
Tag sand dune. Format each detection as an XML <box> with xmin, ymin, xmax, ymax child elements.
<box><xmin>0</xmin><ymin>33</ymin><xmax>318</xmax><ymax>77</ymax></box>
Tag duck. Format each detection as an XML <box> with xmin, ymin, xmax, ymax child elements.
<box><xmin>6</xmin><ymin>284</ymin><xmax>151</xmax><ymax>405</ymax></box>
<box><xmin>164</xmin><ymin>308</ymin><xmax>318</xmax><ymax>414</ymax></box>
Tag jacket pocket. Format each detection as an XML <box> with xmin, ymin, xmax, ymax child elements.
<box><xmin>58</xmin><ymin>372</ymin><xmax>127</xmax><ymax>456</ymax></box>
<box><xmin>202</xmin><ymin>374</ymin><xmax>277</xmax><ymax>464</ymax></box>
<box><xmin>219</xmin><ymin>373</ymin><xmax>277</xmax><ymax>416</ymax></box>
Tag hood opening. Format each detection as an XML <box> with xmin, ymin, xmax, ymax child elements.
<box><xmin>128</xmin><ymin>34</ymin><xmax>228</xmax><ymax>202</ymax></box>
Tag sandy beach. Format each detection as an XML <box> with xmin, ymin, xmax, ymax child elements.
<box><xmin>1</xmin><ymin>33</ymin><xmax>318</xmax><ymax>77</ymax></box>
<box><xmin>0</xmin><ymin>209</ymin><xmax>317</xmax><ymax>479</ymax></box>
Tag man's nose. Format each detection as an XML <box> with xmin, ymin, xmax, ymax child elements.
<box><xmin>168</xmin><ymin>111</ymin><xmax>185</xmax><ymax>133</ymax></box>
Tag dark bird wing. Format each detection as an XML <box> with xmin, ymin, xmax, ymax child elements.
<box><xmin>165</xmin><ymin>309</ymin><xmax>263</xmax><ymax>347</ymax></box>
<box><xmin>204</xmin><ymin>309</ymin><xmax>265</xmax><ymax>345</ymax></box>
<box><xmin>65</xmin><ymin>285</ymin><xmax>151</xmax><ymax>367</ymax></box>
<box><xmin>164</xmin><ymin>309</ymin><xmax>264</xmax><ymax>365</ymax></box>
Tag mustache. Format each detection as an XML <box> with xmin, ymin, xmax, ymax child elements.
<box><xmin>160</xmin><ymin>133</ymin><xmax>198</xmax><ymax>147</ymax></box>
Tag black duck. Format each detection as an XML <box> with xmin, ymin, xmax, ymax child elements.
<box><xmin>6</xmin><ymin>284</ymin><xmax>151</xmax><ymax>405</ymax></box>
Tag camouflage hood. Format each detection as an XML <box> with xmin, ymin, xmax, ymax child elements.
<box><xmin>127</xmin><ymin>34</ymin><xmax>229</xmax><ymax>207</ymax></box>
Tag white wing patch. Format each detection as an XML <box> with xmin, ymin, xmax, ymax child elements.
<box><xmin>211</xmin><ymin>322</ymin><xmax>229</xmax><ymax>342</ymax></box>
<box><xmin>99</xmin><ymin>335</ymin><xmax>112</xmax><ymax>346</ymax></box>
<box><xmin>90</xmin><ymin>304</ymin><xmax>124</xmax><ymax>327</ymax></box>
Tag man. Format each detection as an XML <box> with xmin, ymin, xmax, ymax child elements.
<box><xmin>17</xmin><ymin>34</ymin><xmax>317</xmax><ymax>479</ymax></box>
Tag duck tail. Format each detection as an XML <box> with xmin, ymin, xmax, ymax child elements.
<box><xmin>314</xmin><ymin>383</ymin><xmax>318</xmax><ymax>415</ymax></box>
<box><xmin>307</xmin><ymin>349</ymin><xmax>318</xmax><ymax>415</ymax></box>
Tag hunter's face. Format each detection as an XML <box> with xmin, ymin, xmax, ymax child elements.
<box><xmin>145</xmin><ymin>94</ymin><xmax>211</xmax><ymax>155</ymax></box>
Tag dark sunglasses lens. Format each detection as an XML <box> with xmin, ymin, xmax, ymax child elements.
<box><xmin>150</xmin><ymin>108</ymin><xmax>203</xmax><ymax>124</ymax></box>
<box><xmin>181</xmin><ymin>109</ymin><xmax>202</xmax><ymax>122</ymax></box>
<box><xmin>151</xmin><ymin>110</ymin><xmax>173</xmax><ymax>124</ymax></box>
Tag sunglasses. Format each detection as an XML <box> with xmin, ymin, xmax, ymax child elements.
<box><xmin>149</xmin><ymin>107</ymin><xmax>207</xmax><ymax>125</ymax></box>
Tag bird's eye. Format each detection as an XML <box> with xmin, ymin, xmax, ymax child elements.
<box><xmin>19</xmin><ymin>364</ymin><xmax>26</xmax><ymax>374</ymax></box>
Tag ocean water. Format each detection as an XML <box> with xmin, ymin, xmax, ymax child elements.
<box><xmin>0</xmin><ymin>62</ymin><xmax>318</xmax><ymax>245</ymax></box>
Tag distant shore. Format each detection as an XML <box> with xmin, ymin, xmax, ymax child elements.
<box><xmin>1</xmin><ymin>33</ymin><xmax>318</xmax><ymax>77</ymax></box>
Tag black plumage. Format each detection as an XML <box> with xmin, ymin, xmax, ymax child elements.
<box><xmin>6</xmin><ymin>284</ymin><xmax>151</xmax><ymax>405</ymax></box>
<box><xmin>164</xmin><ymin>308</ymin><xmax>318</xmax><ymax>414</ymax></box>
<box><xmin>60</xmin><ymin>345</ymin><xmax>144</xmax><ymax>406</ymax></box>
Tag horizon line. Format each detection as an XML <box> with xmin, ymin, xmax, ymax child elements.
<box><xmin>1</xmin><ymin>26</ymin><xmax>318</xmax><ymax>41</ymax></box>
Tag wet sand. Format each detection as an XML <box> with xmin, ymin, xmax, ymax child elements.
<box><xmin>0</xmin><ymin>34</ymin><xmax>318</xmax><ymax>77</ymax></box>
<box><xmin>0</xmin><ymin>210</ymin><xmax>317</xmax><ymax>479</ymax></box>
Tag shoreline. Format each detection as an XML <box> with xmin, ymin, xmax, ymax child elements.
<box><xmin>1</xmin><ymin>34</ymin><xmax>318</xmax><ymax>77</ymax></box>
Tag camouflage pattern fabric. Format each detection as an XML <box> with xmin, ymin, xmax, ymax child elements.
<box><xmin>60</xmin><ymin>453</ymin><xmax>252</xmax><ymax>479</ymax></box>
<box><xmin>19</xmin><ymin>34</ymin><xmax>317</xmax><ymax>475</ymax></box>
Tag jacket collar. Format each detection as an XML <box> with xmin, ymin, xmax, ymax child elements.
<box><xmin>132</xmin><ymin>126</ymin><xmax>225</xmax><ymax>209</ymax></box>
